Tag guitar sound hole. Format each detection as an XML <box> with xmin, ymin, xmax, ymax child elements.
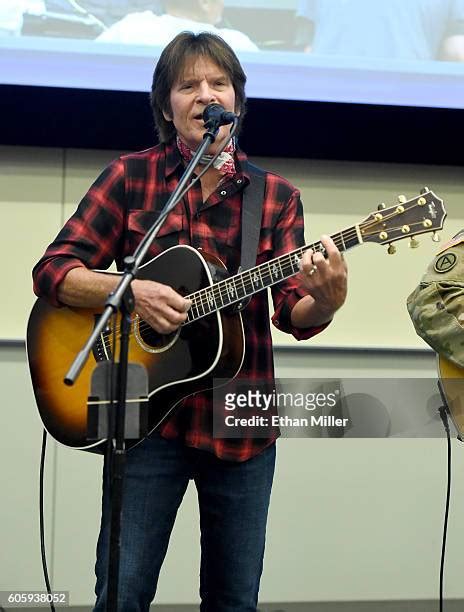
<box><xmin>136</xmin><ymin>318</ymin><xmax>179</xmax><ymax>353</ymax></box>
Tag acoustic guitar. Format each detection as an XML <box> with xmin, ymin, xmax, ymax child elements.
<box><xmin>27</xmin><ymin>189</ymin><xmax>445</xmax><ymax>451</ymax></box>
<box><xmin>438</xmin><ymin>355</ymin><xmax>464</xmax><ymax>440</ymax></box>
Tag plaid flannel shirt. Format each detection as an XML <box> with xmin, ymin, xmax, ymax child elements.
<box><xmin>33</xmin><ymin>141</ymin><xmax>328</xmax><ymax>461</ymax></box>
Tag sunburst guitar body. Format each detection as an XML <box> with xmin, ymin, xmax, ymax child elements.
<box><xmin>27</xmin><ymin>246</ymin><xmax>244</xmax><ymax>451</ymax></box>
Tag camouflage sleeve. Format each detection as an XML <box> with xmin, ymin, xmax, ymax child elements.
<box><xmin>407</xmin><ymin>231</ymin><xmax>464</xmax><ymax>367</ymax></box>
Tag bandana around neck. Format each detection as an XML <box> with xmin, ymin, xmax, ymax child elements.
<box><xmin>176</xmin><ymin>135</ymin><xmax>236</xmax><ymax>177</ymax></box>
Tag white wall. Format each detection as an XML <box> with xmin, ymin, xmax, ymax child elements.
<box><xmin>2</xmin><ymin>145</ymin><xmax>464</xmax><ymax>348</ymax></box>
<box><xmin>3</xmin><ymin>344</ymin><xmax>464</xmax><ymax>606</ymax></box>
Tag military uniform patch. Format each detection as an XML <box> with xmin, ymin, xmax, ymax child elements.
<box><xmin>434</xmin><ymin>252</ymin><xmax>458</xmax><ymax>273</ymax></box>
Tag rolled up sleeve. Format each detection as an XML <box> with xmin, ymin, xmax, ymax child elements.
<box><xmin>32</xmin><ymin>158</ymin><xmax>126</xmax><ymax>306</ymax></box>
<box><xmin>269</xmin><ymin>186</ymin><xmax>330</xmax><ymax>341</ymax></box>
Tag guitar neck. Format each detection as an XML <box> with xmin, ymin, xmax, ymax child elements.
<box><xmin>184</xmin><ymin>224</ymin><xmax>362</xmax><ymax>324</ymax></box>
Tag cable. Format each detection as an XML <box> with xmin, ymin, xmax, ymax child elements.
<box><xmin>437</xmin><ymin>404</ymin><xmax>451</xmax><ymax>612</ymax></box>
<box><xmin>39</xmin><ymin>429</ymin><xmax>56</xmax><ymax>612</ymax></box>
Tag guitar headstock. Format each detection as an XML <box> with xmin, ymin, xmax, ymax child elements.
<box><xmin>359</xmin><ymin>188</ymin><xmax>446</xmax><ymax>252</ymax></box>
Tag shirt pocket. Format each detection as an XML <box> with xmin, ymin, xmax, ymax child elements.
<box><xmin>126</xmin><ymin>209</ymin><xmax>184</xmax><ymax>259</ymax></box>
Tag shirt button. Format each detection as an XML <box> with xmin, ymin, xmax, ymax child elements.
<box><xmin>275</xmin><ymin>320</ymin><xmax>279</xmax><ymax>327</ymax></box>
<box><xmin>220</xmin><ymin>190</ymin><xmax>227</xmax><ymax>196</ymax></box>
<box><xmin>236</xmin><ymin>179</ymin><xmax>242</xmax><ymax>184</ymax></box>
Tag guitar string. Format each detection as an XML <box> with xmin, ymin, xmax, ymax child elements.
<box><xmin>132</xmin><ymin>214</ymin><xmax>428</xmax><ymax>332</ymax></box>
<box><xmin>99</xmin><ymin>214</ymin><xmax>430</xmax><ymax>350</ymax></box>
<box><xmin>142</xmin><ymin>224</ymin><xmax>354</xmax><ymax>322</ymax></box>
<box><xmin>102</xmin><ymin>229</ymin><xmax>351</xmax><ymax>346</ymax></box>
<box><xmin>185</xmin><ymin>211</ymin><xmax>432</xmax><ymax>317</ymax></box>
<box><xmin>102</xmin><ymin>214</ymin><xmax>432</xmax><ymax>346</ymax></box>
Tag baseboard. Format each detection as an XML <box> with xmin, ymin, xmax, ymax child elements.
<box><xmin>9</xmin><ymin>600</ymin><xmax>462</xmax><ymax>612</ymax></box>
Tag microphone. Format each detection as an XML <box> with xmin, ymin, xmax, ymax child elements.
<box><xmin>203</xmin><ymin>103</ymin><xmax>237</xmax><ymax>128</ymax></box>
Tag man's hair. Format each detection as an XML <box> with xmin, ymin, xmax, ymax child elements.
<box><xmin>150</xmin><ymin>31</ymin><xmax>247</xmax><ymax>143</ymax></box>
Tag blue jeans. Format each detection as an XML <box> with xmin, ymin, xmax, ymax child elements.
<box><xmin>94</xmin><ymin>434</ymin><xmax>276</xmax><ymax>612</ymax></box>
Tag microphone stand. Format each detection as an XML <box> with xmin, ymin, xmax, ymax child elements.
<box><xmin>64</xmin><ymin>119</ymin><xmax>227</xmax><ymax>612</ymax></box>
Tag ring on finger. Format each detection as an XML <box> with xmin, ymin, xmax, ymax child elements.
<box><xmin>308</xmin><ymin>265</ymin><xmax>318</xmax><ymax>276</ymax></box>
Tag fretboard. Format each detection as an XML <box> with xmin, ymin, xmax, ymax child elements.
<box><xmin>184</xmin><ymin>224</ymin><xmax>362</xmax><ymax>324</ymax></box>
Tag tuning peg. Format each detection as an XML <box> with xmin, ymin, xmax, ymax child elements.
<box><xmin>398</xmin><ymin>195</ymin><xmax>407</xmax><ymax>204</ymax></box>
<box><xmin>420</xmin><ymin>186</ymin><xmax>430</xmax><ymax>194</ymax></box>
<box><xmin>377</xmin><ymin>203</ymin><xmax>386</xmax><ymax>210</ymax></box>
<box><xmin>409</xmin><ymin>237</ymin><xmax>420</xmax><ymax>248</ymax></box>
<box><xmin>432</xmin><ymin>232</ymin><xmax>441</xmax><ymax>242</ymax></box>
<box><xmin>387</xmin><ymin>243</ymin><xmax>396</xmax><ymax>255</ymax></box>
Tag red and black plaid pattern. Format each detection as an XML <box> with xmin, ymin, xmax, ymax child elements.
<box><xmin>33</xmin><ymin>141</ymin><xmax>327</xmax><ymax>462</ymax></box>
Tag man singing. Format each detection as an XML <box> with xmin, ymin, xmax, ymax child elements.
<box><xmin>33</xmin><ymin>32</ymin><xmax>348</xmax><ymax>611</ymax></box>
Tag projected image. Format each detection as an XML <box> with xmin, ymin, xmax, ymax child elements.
<box><xmin>1</xmin><ymin>0</ymin><xmax>289</xmax><ymax>49</ymax></box>
<box><xmin>295</xmin><ymin>0</ymin><xmax>464</xmax><ymax>62</ymax></box>
<box><xmin>95</xmin><ymin>0</ymin><xmax>259</xmax><ymax>51</ymax></box>
<box><xmin>1</xmin><ymin>0</ymin><xmax>464</xmax><ymax>108</ymax></box>
<box><xmin>2</xmin><ymin>0</ymin><xmax>464</xmax><ymax>59</ymax></box>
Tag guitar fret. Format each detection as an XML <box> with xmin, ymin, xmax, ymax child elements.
<box><xmin>206</xmin><ymin>288</ymin><xmax>216</xmax><ymax>312</ymax></box>
<box><xmin>248</xmin><ymin>270</ymin><xmax>256</xmax><ymax>292</ymax></box>
<box><xmin>268</xmin><ymin>261</ymin><xmax>279</xmax><ymax>282</ymax></box>
<box><xmin>240</xmin><ymin>271</ymin><xmax>249</xmax><ymax>296</ymax></box>
<box><xmin>276</xmin><ymin>256</ymin><xmax>286</xmax><ymax>277</ymax></box>
<box><xmin>250</xmin><ymin>268</ymin><xmax>263</xmax><ymax>291</ymax></box>
<box><xmin>191</xmin><ymin>296</ymin><xmax>200</xmax><ymax>319</ymax></box>
<box><xmin>239</xmin><ymin>273</ymin><xmax>247</xmax><ymax>298</ymax></box>
<box><xmin>261</xmin><ymin>263</ymin><xmax>273</xmax><ymax>286</ymax></box>
<box><xmin>233</xmin><ymin>282</ymin><xmax>242</xmax><ymax>301</ymax></box>
<box><xmin>225</xmin><ymin>279</ymin><xmax>237</xmax><ymax>303</ymax></box>
<box><xmin>280</xmin><ymin>254</ymin><xmax>291</xmax><ymax>276</ymax></box>
<box><xmin>214</xmin><ymin>283</ymin><xmax>225</xmax><ymax>308</ymax></box>
<box><xmin>197</xmin><ymin>291</ymin><xmax>206</xmax><ymax>316</ymax></box>
<box><xmin>233</xmin><ymin>278</ymin><xmax>241</xmax><ymax>301</ymax></box>
<box><xmin>290</xmin><ymin>252</ymin><xmax>301</xmax><ymax>274</ymax></box>
<box><xmin>336</xmin><ymin>231</ymin><xmax>346</xmax><ymax>252</ymax></box>
<box><xmin>343</xmin><ymin>229</ymin><xmax>361</xmax><ymax>250</ymax></box>
<box><xmin>217</xmin><ymin>281</ymin><xmax>230</xmax><ymax>307</ymax></box>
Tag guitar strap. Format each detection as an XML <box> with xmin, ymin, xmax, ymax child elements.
<box><xmin>235</xmin><ymin>160</ymin><xmax>266</xmax><ymax>312</ymax></box>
